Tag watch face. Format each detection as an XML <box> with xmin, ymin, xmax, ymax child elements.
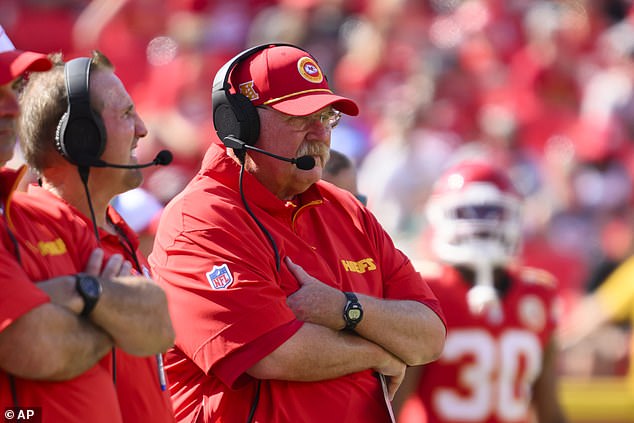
<box><xmin>79</xmin><ymin>276</ymin><xmax>101</xmax><ymax>299</ymax></box>
<box><xmin>348</xmin><ymin>309</ymin><xmax>362</xmax><ymax>321</ymax></box>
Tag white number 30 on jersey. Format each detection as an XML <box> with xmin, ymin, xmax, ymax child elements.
<box><xmin>434</xmin><ymin>329</ymin><xmax>542</xmax><ymax>421</ymax></box>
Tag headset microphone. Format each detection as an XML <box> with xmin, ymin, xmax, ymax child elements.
<box><xmin>89</xmin><ymin>149</ymin><xmax>173</xmax><ymax>169</ymax></box>
<box><xmin>223</xmin><ymin>135</ymin><xmax>316</xmax><ymax>171</ymax></box>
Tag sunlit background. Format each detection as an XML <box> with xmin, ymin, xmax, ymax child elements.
<box><xmin>4</xmin><ymin>1</ymin><xmax>634</xmax><ymax>421</ymax></box>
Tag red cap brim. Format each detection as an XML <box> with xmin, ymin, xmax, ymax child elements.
<box><xmin>270</xmin><ymin>92</ymin><xmax>359</xmax><ymax>117</ymax></box>
<box><xmin>0</xmin><ymin>50</ymin><xmax>52</xmax><ymax>85</ymax></box>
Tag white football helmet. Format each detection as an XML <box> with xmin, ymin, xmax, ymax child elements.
<box><xmin>426</xmin><ymin>160</ymin><xmax>523</xmax><ymax>317</ymax></box>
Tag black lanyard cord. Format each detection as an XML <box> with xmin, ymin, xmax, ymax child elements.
<box><xmin>239</xmin><ymin>164</ymin><xmax>280</xmax><ymax>271</ymax></box>
<box><xmin>106</xmin><ymin>215</ymin><xmax>142</xmax><ymax>272</ymax></box>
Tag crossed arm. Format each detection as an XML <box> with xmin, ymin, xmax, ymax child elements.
<box><xmin>0</xmin><ymin>299</ymin><xmax>113</xmax><ymax>380</ymax></box>
<box><xmin>39</xmin><ymin>249</ymin><xmax>174</xmax><ymax>356</ymax></box>
<box><xmin>0</xmin><ymin>248</ymin><xmax>174</xmax><ymax>380</ymax></box>
<box><xmin>0</xmin><ymin>249</ymin><xmax>114</xmax><ymax>380</ymax></box>
<box><xmin>248</xmin><ymin>257</ymin><xmax>446</xmax><ymax>398</ymax></box>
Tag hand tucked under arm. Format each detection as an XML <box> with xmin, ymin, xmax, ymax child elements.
<box><xmin>49</xmin><ymin>248</ymin><xmax>175</xmax><ymax>356</ymax></box>
<box><xmin>285</xmin><ymin>258</ymin><xmax>349</xmax><ymax>330</ymax></box>
<box><xmin>36</xmin><ymin>248</ymin><xmax>131</xmax><ymax>315</ymax></box>
<box><xmin>247</xmin><ymin>321</ymin><xmax>406</xmax><ymax>399</ymax></box>
<box><xmin>285</xmin><ymin>257</ymin><xmax>445</xmax><ymax>366</ymax></box>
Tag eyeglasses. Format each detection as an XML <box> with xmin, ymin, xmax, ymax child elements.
<box><xmin>259</xmin><ymin>106</ymin><xmax>342</xmax><ymax>131</ymax></box>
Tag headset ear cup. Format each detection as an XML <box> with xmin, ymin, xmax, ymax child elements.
<box><xmin>58</xmin><ymin>57</ymin><xmax>107</xmax><ymax>166</ymax></box>
<box><xmin>231</xmin><ymin>93</ymin><xmax>260</xmax><ymax>145</ymax></box>
<box><xmin>213</xmin><ymin>98</ymin><xmax>239</xmax><ymax>144</ymax></box>
<box><xmin>213</xmin><ymin>92</ymin><xmax>260</xmax><ymax>147</ymax></box>
<box><xmin>56</xmin><ymin>112</ymin><xmax>106</xmax><ymax>165</ymax></box>
<box><xmin>68</xmin><ymin>112</ymin><xmax>106</xmax><ymax>165</ymax></box>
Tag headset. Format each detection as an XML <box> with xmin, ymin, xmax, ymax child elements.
<box><xmin>211</xmin><ymin>42</ymin><xmax>311</xmax><ymax>148</ymax></box>
<box><xmin>55</xmin><ymin>57</ymin><xmax>107</xmax><ymax>167</ymax></box>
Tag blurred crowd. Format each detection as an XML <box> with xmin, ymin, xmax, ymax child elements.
<box><xmin>4</xmin><ymin>0</ymin><xmax>634</xmax><ymax>386</ymax></box>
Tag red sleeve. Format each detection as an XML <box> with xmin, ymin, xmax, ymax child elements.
<box><xmin>0</xmin><ymin>245</ymin><xmax>50</xmax><ymax>332</ymax></box>
<box><xmin>214</xmin><ymin>319</ymin><xmax>303</xmax><ymax>388</ymax></box>
<box><xmin>151</xmin><ymin>219</ymin><xmax>300</xmax><ymax>382</ymax></box>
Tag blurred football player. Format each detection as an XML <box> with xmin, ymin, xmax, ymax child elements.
<box><xmin>394</xmin><ymin>160</ymin><xmax>568</xmax><ymax>423</ymax></box>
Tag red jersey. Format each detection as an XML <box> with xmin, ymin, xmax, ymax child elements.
<box><xmin>0</xmin><ymin>167</ymin><xmax>122</xmax><ymax>423</ymax></box>
<box><xmin>400</xmin><ymin>262</ymin><xmax>560</xmax><ymax>423</ymax></box>
<box><xmin>28</xmin><ymin>185</ymin><xmax>176</xmax><ymax>423</ymax></box>
<box><xmin>150</xmin><ymin>143</ymin><xmax>445</xmax><ymax>423</ymax></box>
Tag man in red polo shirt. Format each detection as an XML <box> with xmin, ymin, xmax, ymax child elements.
<box><xmin>150</xmin><ymin>43</ymin><xmax>447</xmax><ymax>423</ymax></box>
<box><xmin>1</xmin><ymin>26</ymin><xmax>173</xmax><ymax>422</ymax></box>
<box><xmin>0</xmin><ymin>25</ymin><xmax>117</xmax><ymax>423</ymax></box>
<box><xmin>18</xmin><ymin>50</ymin><xmax>176</xmax><ymax>422</ymax></box>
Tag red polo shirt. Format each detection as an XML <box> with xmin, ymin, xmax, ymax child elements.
<box><xmin>28</xmin><ymin>185</ymin><xmax>176</xmax><ymax>423</ymax></box>
<box><xmin>0</xmin><ymin>167</ymin><xmax>122</xmax><ymax>423</ymax></box>
<box><xmin>150</xmin><ymin>143</ymin><xmax>445</xmax><ymax>423</ymax></box>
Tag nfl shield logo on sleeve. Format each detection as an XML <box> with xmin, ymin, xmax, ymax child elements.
<box><xmin>206</xmin><ymin>264</ymin><xmax>233</xmax><ymax>289</ymax></box>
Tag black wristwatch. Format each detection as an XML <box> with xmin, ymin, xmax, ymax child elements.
<box><xmin>75</xmin><ymin>273</ymin><xmax>102</xmax><ymax>317</ymax></box>
<box><xmin>343</xmin><ymin>291</ymin><xmax>363</xmax><ymax>331</ymax></box>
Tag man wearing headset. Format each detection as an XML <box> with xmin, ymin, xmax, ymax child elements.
<box><xmin>150</xmin><ymin>43</ymin><xmax>447</xmax><ymax>423</ymax></box>
<box><xmin>0</xmin><ymin>26</ymin><xmax>168</xmax><ymax>423</ymax></box>
<box><xmin>17</xmin><ymin>50</ymin><xmax>176</xmax><ymax>422</ymax></box>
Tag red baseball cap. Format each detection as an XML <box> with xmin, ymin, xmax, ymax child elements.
<box><xmin>230</xmin><ymin>45</ymin><xmax>359</xmax><ymax>117</ymax></box>
<box><xmin>0</xmin><ymin>25</ymin><xmax>52</xmax><ymax>85</ymax></box>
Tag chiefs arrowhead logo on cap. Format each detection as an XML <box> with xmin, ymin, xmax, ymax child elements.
<box><xmin>297</xmin><ymin>57</ymin><xmax>323</xmax><ymax>84</ymax></box>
